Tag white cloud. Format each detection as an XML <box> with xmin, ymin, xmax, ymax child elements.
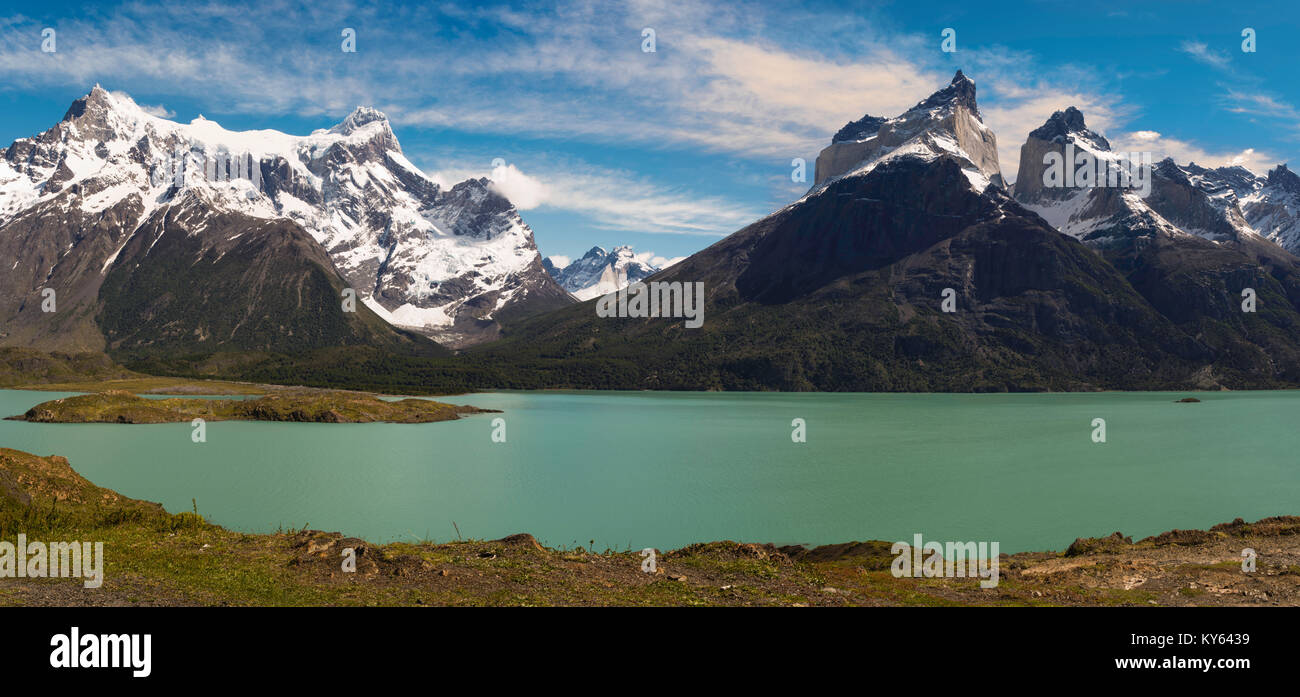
<box><xmin>1179</xmin><ymin>41</ymin><xmax>1232</xmax><ymax>70</ymax></box>
<box><xmin>109</xmin><ymin>91</ymin><xmax>174</xmax><ymax>118</ymax></box>
<box><xmin>138</xmin><ymin>104</ymin><xmax>175</xmax><ymax>118</ymax></box>
<box><xmin>0</xmin><ymin>2</ymin><xmax>1140</xmax><ymax>189</ymax></box>
<box><xmin>488</xmin><ymin>163</ymin><xmax>547</xmax><ymax>210</ymax></box>
<box><xmin>1221</xmin><ymin>89</ymin><xmax>1300</xmax><ymax>120</ymax></box>
<box><xmin>3</xmin><ymin>0</ymin><xmax>1289</xmax><ymax>214</ymax></box>
<box><xmin>0</xmin><ymin>0</ymin><xmax>946</xmax><ymax>163</ymax></box>
<box><xmin>639</xmin><ymin>252</ymin><xmax>685</xmax><ymax>269</ymax></box>
<box><xmin>1110</xmin><ymin>130</ymin><xmax>1275</xmax><ymax>174</ymax></box>
<box><xmin>538</xmin><ymin>168</ymin><xmax>761</xmax><ymax>236</ymax></box>
<box><xmin>428</xmin><ymin>158</ymin><xmax>762</xmax><ymax>236</ymax></box>
<box><xmin>546</xmin><ymin>255</ymin><xmax>571</xmax><ymax>269</ymax></box>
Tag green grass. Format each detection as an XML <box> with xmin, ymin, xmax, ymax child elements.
<box><xmin>12</xmin><ymin>389</ymin><xmax>493</xmax><ymax>424</ymax></box>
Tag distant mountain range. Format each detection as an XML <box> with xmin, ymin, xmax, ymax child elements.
<box><xmin>0</xmin><ymin>86</ymin><xmax>570</xmax><ymax>357</ymax></box>
<box><xmin>8</xmin><ymin>75</ymin><xmax>1300</xmax><ymax>392</ymax></box>
<box><xmin>463</xmin><ymin>71</ymin><xmax>1300</xmax><ymax>391</ymax></box>
<box><xmin>542</xmin><ymin>246</ymin><xmax>672</xmax><ymax>301</ymax></box>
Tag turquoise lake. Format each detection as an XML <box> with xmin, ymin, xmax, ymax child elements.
<box><xmin>0</xmin><ymin>388</ymin><xmax>1295</xmax><ymax>553</ymax></box>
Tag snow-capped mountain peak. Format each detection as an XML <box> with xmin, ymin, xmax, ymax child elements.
<box><xmin>1266</xmin><ymin>163</ymin><xmax>1300</xmax><ymax>193</ymax></box>
<box><xmin>911</xmin><ymin>69</ymin><xmax>981</xmax><ymax>118</ymax></box>
<box><xmin>0</xmin><ymin>86</ymin><xmax>570</xmax><ymax>349</ymax></box>
<box><xmin>812</xmin><ymin>70</ymin><xmax>1003</xmax><ymax>192</ymax></box>
<box><xmin>1027</xmin><ymin>106</ymin><xmax>1111</xmax><ymax>151</ymax></box>
<box><xmin>1240</xmin><ymin>164</ymin><xmax>1300</xmax><ymax>252</ymax></box>
<box><xmin>543</xmin><ymin>245</ymin><xmax>666</xmax><ymax>301</ymax></box>
<box><xmin>1013</xmin><ymin>106</ymin><xmax>1265</xmax><ymax>248</ymax></box>
<box><xmin>330</xmin><ymin>106</ymin><xmax>391</xmax><ymax>135</ymax></box>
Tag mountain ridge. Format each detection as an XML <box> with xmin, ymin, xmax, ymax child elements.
<box><xmin>543</xmin><ymin>245</ymin><xmax>669</xmax><ymax>301</ymax></box>
<box><xmin>444</xmin><ymin>72</ymin><xmax>1300</xmax><ymax>392</ymax></box>
<box><xmin>0</xmin><ymin>86</ymin><xmax>571</xmax><ymax>356</ymax></box>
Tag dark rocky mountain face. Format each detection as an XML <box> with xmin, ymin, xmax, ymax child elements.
<box><xmin>95</xmin><ymin>192</ymin><xmax>433</xmax><ymax>358</ymax></box>
<box><xmin>0</xmin><ymin>189</ymin><xmax>145</xmax><ymax>351</ymax></box>
<box><xmin>1010</xmin><ymin>108</ymin><xmax>1300</xmax><ymax>387</ymax></box>
<box><xmin>737</xmin><ymin>156</ymin><xmax>1011</xmax><ymax>304</ymax></box>
<box><xmin>1266</xmin><ymin>164</ymin><xmax>1300</xmax><ymax>193</ymax></box>
<box><xmin>1144</xmin><ymin>159</ymin><xmax>1255</xmax><ymax>243</ymax></box>
<box><xmin>1238</xmin><ymin>164</ymin><xmax>1300</xmax><ymax>253</ymax></box>
<box><xmin>458</xmin><ymin>75</ymin><xmax>1300</xmax><ymax>391</ymax></box>
<box><xmin>473</xmin><ymin>152</ymin><xmax>1217</xmax><ymax>390</ymax></box>
<box><xmin>831</xmin><ymin>114</ymin><xmax>887</xmax><ymax>144</ymax></box>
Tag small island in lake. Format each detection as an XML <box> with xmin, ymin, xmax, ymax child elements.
<box><xmin>7</xmin><ymin>389</ymin><xmax>497</xmax><ymax>424</ymax></box>
<box><xmin>1175</xmin><ymin>397</ymin><xmax>1202</xmax><ymax>403</ymax></box>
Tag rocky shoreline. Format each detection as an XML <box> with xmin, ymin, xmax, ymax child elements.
<box><xmin>0</xmin><ymin>447</ymin><xmax>1296</xmax><ymax>606</ymax></box>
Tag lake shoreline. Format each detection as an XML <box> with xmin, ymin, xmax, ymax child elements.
<box><xmin>2</xmin><ymin>388</ymin><xmax>1296</xmax><ymax>555</ymax></box>
<box><xmin>1</xmin><ymin>447</ymin><xmax>1296</xmax><ymax>607</ymax></box>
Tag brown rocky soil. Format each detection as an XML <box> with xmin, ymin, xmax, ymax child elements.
<box><xmin>1</xmin><ymin>447</ymin><xmax>1297</xmax><ymax>606</ymax></box>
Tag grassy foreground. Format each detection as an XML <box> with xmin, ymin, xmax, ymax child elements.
<box><xmin>8</xmin><ymin>389</ymin><xmax>494</xmax><ymax>424</ymax></box>
<box><xmin>1</xmin><ymin>447</ymin><xmax>1298</xmax><ymax>606</ymax></box>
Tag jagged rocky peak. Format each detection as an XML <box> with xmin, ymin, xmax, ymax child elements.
<box><xmin>813</xmin><ymin>69</ymin><xmax>1002</xmax><ymax>189</ymax></box>
<box><xmin>1013</xmin><ymin>107</ymin><xmax>1261</xmax><ymax>245</ymax></box>
<box><xmin>61</xmin><ymin>84</ymin><xmax>113</xmax><ymax>121</ymax></box>
<box><xmin>330</xmin><ymin>106</ymin><xmax>391</xmax><ymax>135</ymax></box>
<box><xmin>545</xmin><ymin>245</ymin><xmax>663</xmax><ymax>301</ymax></box>
<box><xmin>910</xmin><ymin>69</ymin><xmax>980</xmax><ymax>117</ymax></box>
<box><xmin>830</xmin><ymin>69</ymin><xmax>980</xmax><ymax>145</ymax></box>
<box><xmin>1239</xmin><ymin>163</ymin><xmax>1300</xmax><ymax>253</ymax></box>
<box><xmin>0</xmin><ymin>85</ymin><xmax>573</xmax><ymax>352</ymax></box>
<box><xmin>54</xmin><ymin>84</ymin><xmax>146</xmax><ymax>143</ymax></box>
<box><xmin>1198</xmin><ymin>164</ymin><xmax>1263</xmax><ymax>199</ymax></box>
<box><xmin>1015</xmin><ymin>106</ymin><xmax>1120</xmax><ymax>204</ymax></box>
<box><xmin>1178</xmin><ymin>162</ymin><xmax>1262</xmax><ymax>203</ymax></box>
<box><xmin>314</xmin><ymin>105</ymin><xmax>400</xmax><ymax>163</ymax></box>
<box><xmin>1267</xmin><ymin>163</ymin><xmax>1300</xmax><ymax>193</ymax></box>
<box><xmin>1028</xmin><ymin>106</ymin><xmax>1111</xmax><ymax>150</ymax></box>
<box><xmin>831</xmin><ymin>114</ymin><xmax>886</xmax><ymax>144</ymax></box>
<box><xmin>1153</xmin><ymin>157</ymin><xmax>1188</xmax><ymax>181</ymax></box>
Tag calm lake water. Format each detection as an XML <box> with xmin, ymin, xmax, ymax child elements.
<box><xmin>1</xmin><ymin>389</ymin><xmax>1295</xmax><ymax>553</ymax></box>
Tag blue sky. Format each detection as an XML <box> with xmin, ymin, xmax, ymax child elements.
<box><xmin>2</xmin><ymin>0</ymin><xmax>1299</xmax><ymax>264</ymax></box>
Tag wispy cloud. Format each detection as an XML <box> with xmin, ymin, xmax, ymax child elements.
<box><xmin>1177</xmin><ymin>38</ymin><xmax>1300</xmax><ymax>139</ymax></box>
<box><xmin>1221</xmin><ymin>88</ymin><xmax>1300</xmax><ymax>121</ymax></box>
<box><xmin>2</xmin><ymin>0</ymin><xmax>1289</xmax><ymax>217</ymax></box>
<box><xmin>3</xmin><ymin>0</ymin><xmax>1097</xmax><ymax>184</ymax></box>
<box><xmin>1179</xmin><ymin>40</ymin><xmax>1232</xmax><ymax>70</ymax></box>
<box><xmin>110</xmin><ymin>91</ymin><xmax>173</xmax><ymax>118</ymax></box>
<box><xmin>426</xmin><ymin>157</ymin><xmax>763</xmax><ymax>236</ymax></box>
<box><xmin>0</xmin><ymin>0</ymin><xmax>946</xmax><ymax>161</ymax></box>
